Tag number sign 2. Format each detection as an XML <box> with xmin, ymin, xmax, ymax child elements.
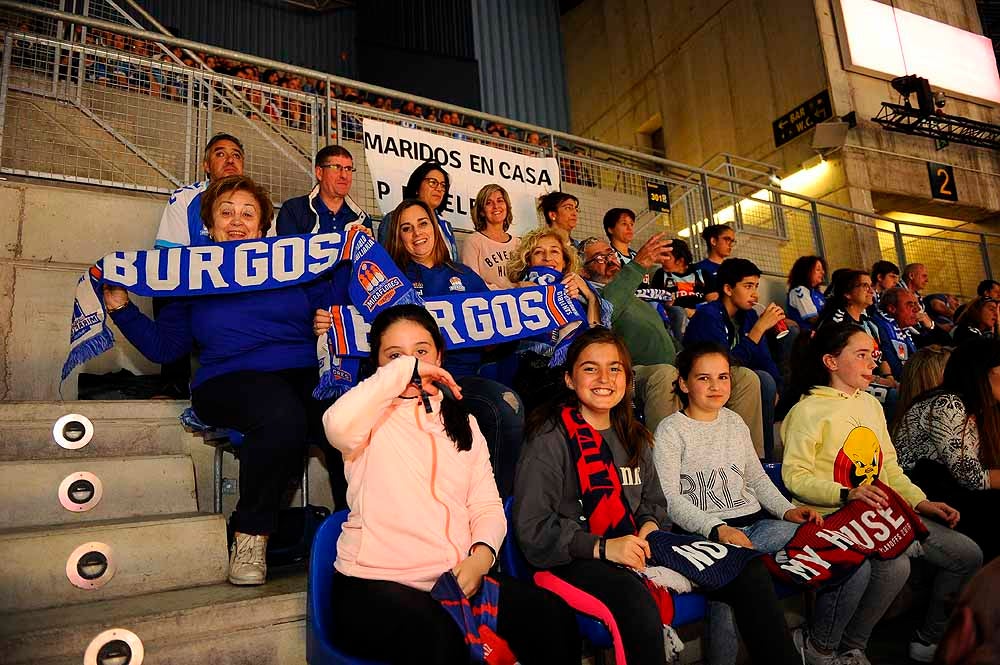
<box><xmin>927</xmin><ymin>162</ymin><xmax>958</xmax><ymax>202</ymax></box>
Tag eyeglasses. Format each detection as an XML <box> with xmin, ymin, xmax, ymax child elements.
<box><xmin>585</xmin><ymin>251</ymin><xmax>618</xmax><ymax>266</ymax></box>
<box><xmin>719</xmin><ymin>236</ymin><xmax>737</xmax><ymax>245</ymax></box>
<box><xmin>318</xmin><ymin>164</ymin><xmax>356</xmax><ymax>174</ymax></box>
<box><xmin>422</xmin><ymin>177</ymin><xmax>446</xmax><ymax>190</ymax></box>
<box><xmin>853</xmin><ymin>282</ymin><xmax>874</xmax><ymax>291</ymax></box>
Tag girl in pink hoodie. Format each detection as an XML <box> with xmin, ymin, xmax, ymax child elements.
<box><xmin>322</xmin><ymin>304</ymin><xmax>580</xmax><ymax>664</ymax></box>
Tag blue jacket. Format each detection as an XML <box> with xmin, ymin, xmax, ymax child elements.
<box><xmin>403</xmin><ymin>261</ymin><xmax>488</xmax><ymax>379</ymax></box>
<box><xmin>110</xmin><ymin>283</ymin><xmax>327</xmax><ymax>389</ymax></box>
<box><xmin>871</xmin><ymin>309</ymin><xmax>916</xmax><ymax>381</ymax></box>
<box><xmin>786</xmin><ymin>286</ymin><xmax>826</xmax><ymax>331</ymax></box>
<box><xmin>276</xmin><ymin>186</ymin><xmax>371</xmax><ymax>236</ymax></box>
<box><xmin>684</xmin><ymin>300</ymin><xmax>782</xmax><ymax>389</ymax></box>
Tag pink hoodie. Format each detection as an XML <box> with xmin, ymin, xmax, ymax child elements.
<box><xmin>323</xmin><ymin>356</ymin><xmax>506</xmax><ymax>592</ymax></box>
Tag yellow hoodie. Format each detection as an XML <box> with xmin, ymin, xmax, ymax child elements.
<box><xmin>780</xmin><ymin>386</ymin><xmax>927</xmax><ymax>514</ymax></box>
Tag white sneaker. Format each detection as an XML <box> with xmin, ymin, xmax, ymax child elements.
<box><xmin>794</xmin><ymin>628</ymin><xmax>840</xmax><ymax>665</ymax></box>
<box><xmin>838</xmin><ymin>649</ymin><xmax>871</xmax><ymax>665</ymax></box>
<box><xmin>228</xmin><ymin>532</ymin><xmax>268</xmax><ymax>585</ymax></box>
<box><xmin>908</xmin><ymin>639</ymin><xmax>937</xmax><ymax>663</ymax></box>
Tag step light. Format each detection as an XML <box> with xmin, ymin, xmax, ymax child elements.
<box><xmin>53</xmin><ymin>413</ymin><xmax>95</xmax><ymax>450</ymax></box>
<box><xmin>84</xmin><ymin>628</ymin><xmax>144</xmax><ymax>665</ymax></box>
<box><xmin>58</xmin><ymin>472</ymin><xmax>103</xmax><ymax>512</ymax></box>
<box><xmin>66</xmin><ymin>541</ymin><xmax>116</xmax><ymax>589</ymax></box>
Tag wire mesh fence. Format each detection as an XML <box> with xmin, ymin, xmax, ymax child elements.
<box><xmin>1</xmin><ymin>17</ymin><xmax>998</xmax><ymax>302</ymax></box>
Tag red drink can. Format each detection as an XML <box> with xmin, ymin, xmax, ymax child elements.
<box><xmin>774</xmin><ymin>318</ymin><xmax>789</xmax><ymax>339</ymax></box>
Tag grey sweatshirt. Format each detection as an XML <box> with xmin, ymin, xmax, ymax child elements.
<box><xmin>513</xmin><ymin>418</ymin><xmax>670</xmax><ymax>569</ymax></box>
<box><xmin>652</xmin><ymin>409</ymin><xmax>794</xmax><ymax>538</ymax></box>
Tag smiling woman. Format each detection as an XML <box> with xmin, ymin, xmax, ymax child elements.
<box><xmin>101</xmin><ymin>175</ymin><xmax>345</xmax><ymax>588</ymax></box>
<box><xmin>462</xmin><ymin>184</ymin><xmax>520</xmax><ymax>290</ymax></box>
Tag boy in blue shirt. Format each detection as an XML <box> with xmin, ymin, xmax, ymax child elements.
<box><xmin>684</xmin><ymin>257</ymin><xmax>786</xmax><ymax>458</ymax></box>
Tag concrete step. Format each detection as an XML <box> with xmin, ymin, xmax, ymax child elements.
<box><xmin>1</xmin><ymin>512</ymin><xmax>228</xmax><ymax>612</ymax></box>
<box><xmin>0</xmin><ymin>566</ymin><xmax>307</xmax><ymax>665</ymax></box>
<box><xmin>0</xmin><ymin>400</ymin><xmax>190</xmax><ymax>461</ymax></box>
<box><xmin>1</xmin><ymin>455</ymin><xmax>198</xmax><ymax>529</ymax></box>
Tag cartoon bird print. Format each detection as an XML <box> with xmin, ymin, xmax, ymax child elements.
<box><xmin>833</xmin><ymin>425</ymin><xmax>883</xmax><ymax>488</ymax></box>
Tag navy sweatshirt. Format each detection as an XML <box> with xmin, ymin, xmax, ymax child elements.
<box><xmin>684</xmin><ymin>299</ymin><xmax>782</xmax><ymax>389</ymax></box>
<box><xmin>111</xmin><ymin>284</ymin><xmax>326</xmax><ymax>389</ymax></box>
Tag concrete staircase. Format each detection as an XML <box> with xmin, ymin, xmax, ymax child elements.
<box><xmin>0</xmin><ymin>400</ymin><xmax>308</xmax><ymax>665</ymax></box>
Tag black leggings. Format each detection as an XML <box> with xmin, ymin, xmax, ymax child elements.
<box><xmin>191</xmin><ymin>367</ymin><xmax>346</xmax><ymax>534</ymax></box>
<box><xmin>550</xmin><ymin>558</ymin><xmax>799</xmax><ymax>665</ymax></box>
<box><xmin>330</xmin><ymin>572</ymin><xmax>581</xmax><ymax>664</ymax></box>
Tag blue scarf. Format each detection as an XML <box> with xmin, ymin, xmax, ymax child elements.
<box><xmin>430</xmin><ymin>572</ymin><xmax>513</xmax><ymax>664</ymax></box>
<box><xmin>63</xmin><ymin>230</ymin><xmax>419</xmax><ymax>384</ymax></box>
<box><xmin>65</xmin><ymin>230</ymin><xmax>584</xmax><ymax>399</ymax></box>
<box><xmin>517</xmin><ymin>266</ymin><xmax>612</xmax><ymax>367</ymax></box>
<box><xmin>317</xmin><ymin>278</ymin><xmax>585</xmax><ymax>397</ymax></box>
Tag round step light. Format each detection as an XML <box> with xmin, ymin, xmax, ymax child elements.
<box><xmin>66</xmin><ymin>542</ymin><xmax>116</xmax><ymax>589</ymax></box>
<box><xmin>84</xmin><ymin>628</ymin><xmax>144</xmax><ymax>665</ymax></box>
<box><xmin>53</xmin><ymin>414</ymin><xmax>94</xmax><ymax>450</ymax></box>
<box><xmin>58</xmin><ymin>472</ymin><xmax>103</xmax><ymax>512</ymax></box>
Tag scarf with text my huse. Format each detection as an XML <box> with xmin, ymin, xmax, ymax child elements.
<box><xmin>765</xmin><ymin>480</ymin><xmax>928</xmax><ymax>588</ymax></box>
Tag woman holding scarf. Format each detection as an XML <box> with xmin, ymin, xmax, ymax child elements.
<box><xmin>513</xmin><ymin>327</ymin><xmax>800</xmax><ymax>665</ymax></box>
<box><xmin>317</xmin><ymin>198</ymin><xmax>523</xmax><ymax>494</ymax></box>
<box><xmin>506</xmin><ymin>227</ymin><xmax>603</xmax><ymax>413</ymax></box>
<box><xmin>102</xmin><ymin>175</ymin><xmax>344</xmax><ymax>587</ymax></box>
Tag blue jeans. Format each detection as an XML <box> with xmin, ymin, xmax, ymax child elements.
<box><xmin>456</xmin><ymin>376</ymin><xmax>523</xmax><ymax>497</ymax></box>
<box><xmin>911</xmin><ymin>518</ymin><xmax>983</xmax><ymax>644</ymax></box>
<box><xmin>706</xmin><ymin>519</ymin><xmax>907</xmax><ymax>664</ymax></box>
<box><xmin>754</xmin><ymin>370</ymin><xmax>777</xmax><ymax>460</ymax></box>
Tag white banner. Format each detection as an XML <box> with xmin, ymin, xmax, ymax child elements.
<box><xmin>362</xmin><ymin>118</ymin><xmax>561</xmax><ymax>237</ymax></box>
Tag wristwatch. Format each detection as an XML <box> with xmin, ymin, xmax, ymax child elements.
<box><xmin>840</xmin><ymin>488</ymin><xmax>850</xmax><ymax>504</ymax></box>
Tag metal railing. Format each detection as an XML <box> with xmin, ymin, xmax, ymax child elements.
<box><xmin>2</xmin><ymin>0</ymin><xmax>998</xmax><ymax>301</ymax></box>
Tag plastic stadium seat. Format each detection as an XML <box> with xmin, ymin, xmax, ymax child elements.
<box><xmin>762</xmin><ymin>461</ymin><xmax>792</xmax><ymax>500</ymax></box>
<box><xmin>499</xmin><ymin>498</ymin><xmax>707</xmax><ymax>664</ymax></box>
<box><xmin>306</xmin><ymin>510</ymin><xmax>385</xmax><ymax>665</ymax></box>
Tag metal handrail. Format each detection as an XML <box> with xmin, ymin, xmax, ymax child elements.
<box><xmin>3</xmin><ymin>0</ymin><xmax>1000</xmax><ymax>245</ymax></box>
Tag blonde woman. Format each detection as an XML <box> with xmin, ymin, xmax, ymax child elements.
<box><xmin>891</xmin><ymin>344</ymin><xmax>952</xmax><ymax>436</ymax></box>
<box><xmin>462</xmin><ymin>184</ymin><xmax>519</xmax><ymax>289</ymax></box>
<box><xmin>507</xmin><ymin>228</ymin><xmax>605</xmax><ymax>411</ymax></box>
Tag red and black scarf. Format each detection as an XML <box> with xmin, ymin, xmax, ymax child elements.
<box><xmin>562</xmin><ymin>406</ymin><xmax>637</xmax><ymax>538</ymax></box>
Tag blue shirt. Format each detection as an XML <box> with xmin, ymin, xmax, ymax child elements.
<box><xmin>403</xmin><ymin>262</ymin><xmax>488</xmax><ymax>379</ymax></box>
<box><xmin>693</xmin><ymin>258</ymin><xmax>723</xmax><ymax>294</ymax></box>
<box><xmin>787</xmin><ymin>286</ymin><xmax>826</xmax><ymax>331</ymax></box>
<box><xmin>276</xmin><ymin>187</ymin><xmax>372</xmax><ymax>236</ymax></box>
<box><xmin>871</xmin><ymin>309</ymin><xmax>916</xmax><ymax>381</ymax></box>
<box><xmin>683</xmin><ymin>299</ymin><xmax>782</xmax><ymax>389</ymax></box>
<box><xmin>154</xmin><ymin>181</ymin><xmax>210</xmax><ymax>249</ymax></box>
<box><xmin>110</xmin><ymin>284</ymin><xmax>326</xmax><ymax>389</ymax></box>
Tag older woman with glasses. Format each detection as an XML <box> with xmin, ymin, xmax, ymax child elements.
<box><xmin>376</xmin><ymin>160</ymin><xmax>458</xmax><ymax>259</ymax></box>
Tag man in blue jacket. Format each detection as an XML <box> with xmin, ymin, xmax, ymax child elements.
<box><xmin>684</xmin><ymin>257</ymin><xmax>786</xmax><ymax>458</ymax></box>
<box><xmin>276</xmin><ymin>145</ymin><xmax>372</xmax><ymax>236</ymax></box>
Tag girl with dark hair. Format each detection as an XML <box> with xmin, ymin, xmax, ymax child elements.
<box><xmin>786</xmin><ymin>255</ymin><xmax>827</xmax><ymax>331</ymax></box>
<box><xmin>514</xmin><ymin>328</ymin><xmax>800</xmax><ymax>665</ymax></box>
<box><xmin>602</xmin><ymin>207</ymin><xmax>637</xmax><ymax>263</ymax></box>
<box><xmin>692</xmin><ymin>223</ymin><xmax>735</xmax><ymax>293</ymax></box>
<box><xmin>655</xmin><ymin>342</ymin><xmax>888</xmax><ymax>665</ymax></box>
<box><xmin>782</xmin><ymin>323</ymin><xmax>982</xmax><ymax>663</ymax></box>
<box><xmin>323</xmin><ymin>305</ymin><xmax>581</xmax><ymax>664</ymax></box>
<box><xmin>952</xmin><ymin>296</ymin><xmax>998</xmax><ymax>345</ymax></box>
<box><xmin>816</xmin><ymin>269</ymin><xmax>898</xmax><ymax>394</ymax></box>
<box><xmin>894</xmin><ymin>337</ymin><xmax>1000</xmax><ymax>560</ymax></box>
<box><xmin>376</xmin><ymin>160</ymin><xmax>459</xmax><ymax>259</ymax></box>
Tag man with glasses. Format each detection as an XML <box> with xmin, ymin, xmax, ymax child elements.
<box><xmin>277</xmin><ymin>145</ymin><xmax>371</xmax><ymax>236</ymax></box>
<box><xmin>872</xmin><ymin>287</ymin><xmax>920</xmax><ymax>382</ymax></box>
<box><xmin>579</xmin><ymin>235</ymin><xmax>768</xmax><ymax>454</ymax></box>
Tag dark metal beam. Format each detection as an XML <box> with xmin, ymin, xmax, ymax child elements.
<box><xmin>872</xmin><ymin>102</ymin><xmax>1000</xmax><ymax>151</ymax></box>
